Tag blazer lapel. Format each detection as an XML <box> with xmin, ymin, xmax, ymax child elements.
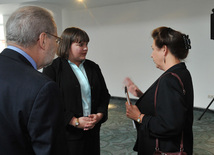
<box><xmin>83</xmin><ymin>60</ymin><xmax>93</xmax><ymax>86</ymax></box>
<box><xmin>61</xmin><ymin>58</ymin><xmax>80</xmax><ymax>84</ymax></box>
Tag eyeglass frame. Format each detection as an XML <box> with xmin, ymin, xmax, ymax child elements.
<box><xmin>45</xmin><ymin>32</ymin><xmax>62</xmax><ymax>44</ymax></box>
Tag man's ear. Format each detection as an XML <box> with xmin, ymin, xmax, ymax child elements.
<box><xmin>38</xmin><ymin>32</ymin><xmax>47</xmax><ymax>50</ymax></box>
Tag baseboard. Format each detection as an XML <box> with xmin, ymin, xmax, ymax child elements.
<box><xmin>110</xmin><ymin>96</ymin><xmax>214</xmax><ymax>113</ymax></box>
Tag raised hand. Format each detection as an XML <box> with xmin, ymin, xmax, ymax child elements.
<box><xmin>123</xmin><ymin>77</ymin><xmax>143</xmax><ymax>97</ymax></box>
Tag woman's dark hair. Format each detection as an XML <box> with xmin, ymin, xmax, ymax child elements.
<box><xmin>151</xmin><ymin>26</ymin><xmax>191</xmax><ymax>60</ymax></box>
<box><xmin>57</xmin><ymin>27</ymin><xmax>90</xmax><ymax>59</ymax></box>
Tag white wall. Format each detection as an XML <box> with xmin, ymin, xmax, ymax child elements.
<box><xmin>0</xmin><ymin>3</ymin><xmax>63</xmax><ymax>37</ymax></box>
<box><xmin>62</xmin><ymin>0</ymin><xmax>214</xmax><ymax>110</ymax></box>
<box><xmin>1</xmin><ymin>0</ymin><xmax>214</xmax><ymax>110</ymax></box>
<box><xmin>22</xmin><ymin>2</ymin><xmax>64</xmax><ymax>34</ymax></box>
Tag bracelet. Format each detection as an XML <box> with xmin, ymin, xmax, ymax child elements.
<box><xmin>137</xmin><ymin>114</ymin><xmax>141</xmax><ymax>123</ymax></box>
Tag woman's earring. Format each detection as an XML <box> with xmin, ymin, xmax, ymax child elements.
<box><xmin>164</xmin><ymin>56</ymin><xmax>166</xmax><ymax>63</ymax></box>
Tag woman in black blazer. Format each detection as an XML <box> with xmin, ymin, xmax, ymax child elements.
<box><xmin>124</xmin><ymin>27</ymin><xmax>193</xmax><ymax>155</ymax></box>
<box><xmin>43</xmin><ymin>27</ymin><xmax>110</xmax><ymax>155</ymax></box>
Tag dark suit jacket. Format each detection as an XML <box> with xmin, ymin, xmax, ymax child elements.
<box><xmin>0</xmin><ymin>49</ymin><xmax>66</xmax><ymax>155</ymax></box>
<box><xmin>43</xmin><ymin>57</ymin><xmax>110</xmax><ymax>154</ymax></box>
<box><xmin>134</xmin><ymin>63</ymin><xmax>193</xmax><ymax>155</ymax></box>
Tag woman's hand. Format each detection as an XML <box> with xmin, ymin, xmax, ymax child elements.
<box><xmin>125</xmin><ymin>102</ymin><xmax>144</xmax><ymax>122</ymax></box>
<box><xmin>84</xmin><ymin>113</ymin><xmax>103</xmax><ymax>130</ymax></box>
<box><xmin>79</xmin><ymin>116</ymin><xmax>93</xmax><ymax>130</ymax></box>
<box><xmin>123</xmin><ymin>77</ymin><xmax>143</xmax><ymax>98</ymax></box>
<box><xmin>70</xmin><ymin>116</ymin><xmax>91</xmax><ymax>130</ymax></box>
<box><xmin>70</xmin><ymin>113</ymin><xmax>104</xmax><ymax>131</ymax></box>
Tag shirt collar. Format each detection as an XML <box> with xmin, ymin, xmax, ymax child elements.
<box><xmin>68</xmin><ymin>59</ymin><xmax>85</xmax><ymax>68</ymax></box>
<box><xmin>7</xmin><ymin>46</ymin><xmax>37</xmax><ymax>70</ymax></box>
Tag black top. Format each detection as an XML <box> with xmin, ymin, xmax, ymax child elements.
<box><xmin>134</xmin><ymin>62</ymin><xmax>193</xmax><ymax>155</ymax></box>
<box><xmin>43</xmin><ymin>57</ymin><xmax>110</xmax><ymax>154</ymax></box>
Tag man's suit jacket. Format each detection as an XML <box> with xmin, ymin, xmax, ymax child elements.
<box><xmin>43</xmin><ymin>57</ymin><xmax>110</xmax><ymax>153</ymax></box>
<box><xmin>0</xmin><ymin>49</ymin><xmax>66</xmax><ymax>155</ymax></box>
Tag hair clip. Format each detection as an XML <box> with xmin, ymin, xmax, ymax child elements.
<box><xmin>167</xmin><ymin>27</ymin><xmax>172</xmax><ymax>33</ymax></box>
<box><xmin>183</xmin><ymin>35</ymin><xmax>191</xmax><ymax>50</ymax></box>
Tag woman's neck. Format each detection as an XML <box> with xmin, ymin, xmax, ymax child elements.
<box><xmin>163</xmin><ymin>55</ymin><xmax>180</xmax><ymax>71</ymax></box>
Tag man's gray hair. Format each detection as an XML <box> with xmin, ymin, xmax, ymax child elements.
<box><xmin>6</xmin><ymin>6</ymin><xmax>56</xmax><ymax>48</ymax></box>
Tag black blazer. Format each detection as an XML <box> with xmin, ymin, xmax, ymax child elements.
<box><xmin>134</xmin><ymin>63</ymin><xmax>193</xmax><ymax>155</ymax></box>
<box><xmin>43</xmin><ymin>57</ymin><xmax>110</xmax><ymax>140</ymax></box>
<box><xmin>0</xmin><ymin>49</ymin><xmax>66</xmax><ymax>155</ymax></box>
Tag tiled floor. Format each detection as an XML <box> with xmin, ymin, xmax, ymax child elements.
<box><xmin>100</xmin><ymin>97</ymin><xmax>214</xmax><ymax>155</ymax></box>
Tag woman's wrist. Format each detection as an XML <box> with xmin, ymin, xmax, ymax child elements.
<box><xmin>136</xmin><ymin>114</ymin><xmax>144</xmax><ymax>123</ymax></box>
<box><xmin>136</xmin><ymin>89</ymin><xmax>143</xmax><ymax>98</ymax></box>
<box><xmin>96</xmin><ymin>113</ymin><xmax>103</xmax><ymax>122</ymax></box>
<box><xmin>69</xmin><ymin>117</ymin><xmax>78</xmax><ymax>127</ymax></box>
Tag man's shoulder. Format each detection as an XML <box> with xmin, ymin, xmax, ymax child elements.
<box><xmin>29</xmin><ymin>68</ymin><xmax>55</xmax><ymax>85</ymax></box>
<box><xmin>14</xmin><ymin>62</ymin><xmax>56</xmax><ymax>88</ymax></box>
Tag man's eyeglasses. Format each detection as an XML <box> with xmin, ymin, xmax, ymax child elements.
<box><xmin>45</xmin><ymin>32</ymin><xmax>62</xmax><ymax>44</ymax></box>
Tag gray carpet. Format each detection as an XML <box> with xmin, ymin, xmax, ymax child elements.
<box><xmin>100</xmin><ymin>97</ymin><xmax>214</xmax><ymax>155</ymax></box>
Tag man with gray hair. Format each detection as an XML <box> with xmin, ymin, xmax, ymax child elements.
<box><xmin>0</xmin><ymin>6</ymin><xmax>67</xmax><ymax>155</ymax></box>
